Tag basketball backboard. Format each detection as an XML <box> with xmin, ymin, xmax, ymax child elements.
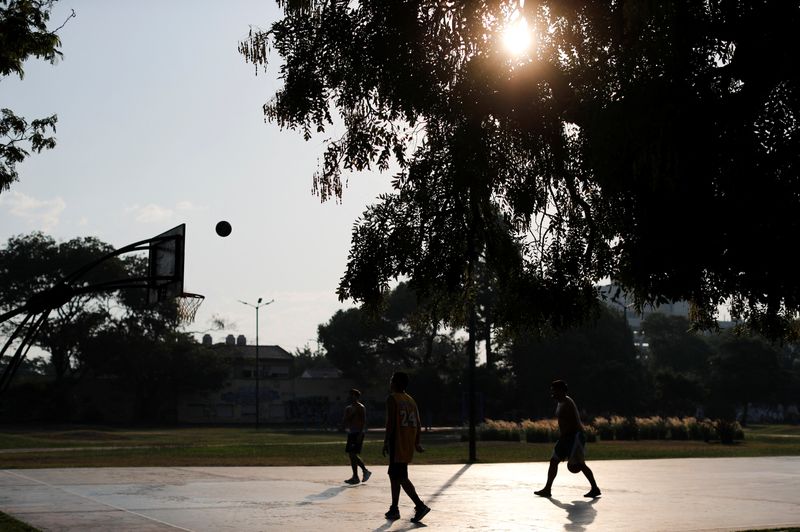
<box><xmin>147</xmin><ymin>224</ymin><xmax>185</xmax><ymax>303</ymax></box>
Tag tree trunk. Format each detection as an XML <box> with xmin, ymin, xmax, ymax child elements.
<box><xmin>484</xmin><ymin>313</ymin><xmax>493</xmax><ymax>370</ymax></box>
<box><xmin>467</xmin><ymin>194</ymin><xmax>479</xmax><ymax>463</ymax></box>
<box><xmin>50</xmin><ymin>348</ymin><xmax>70</xmax><ymax>381</ymax></box>
<box><xmin>467</xmin><ymin>297</ymin><xmax>477</xmax><ymax>462</ymax></box>
<box><xmin>424</xmin><ymin>314</ymin><xmax>437</xmax><ymax>366</ymax></box>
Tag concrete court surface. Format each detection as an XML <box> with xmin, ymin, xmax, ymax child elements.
<box><xmin>1</xmin><ymin>457</ymin><xmax>799</xmax><ymax>531</ymax></box>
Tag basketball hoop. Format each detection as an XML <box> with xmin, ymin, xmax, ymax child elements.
<box><xmin>176</xmin><ymin>292</ymin><xmax>204</xmax><ymax>324</ymax></box>
<box><xmin>0</xmin><ymin>223</ymin><xmax>206</xmax><ymax>396</ymax></box>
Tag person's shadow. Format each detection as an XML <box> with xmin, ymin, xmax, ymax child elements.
<box><xmin>305</xmin><ymin>485</ymin><xmax>351</xmax><ymax>502</ymax></box>
<box><xmin>374</xmin><ymin>521</ymin><xmax>426</xmax><ymax>531</ymax></box>
<box><xmin>547</xmin><ymin>497</ymin><xmax>599</xmax><ymax>531</ymax></box>
<box><xmin>372</xmin><ymin>465</ymin><xmax>471</xmax><ymax>531</ymax></box>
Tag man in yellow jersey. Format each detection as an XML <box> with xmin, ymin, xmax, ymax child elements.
<box><xmin>534</xmin><ymin>380</ymin><xmax>601</xmax><ymax>498</ymax></box>
<box><xmin>382</xmin><ymin>371</ymin><xmax>431</xmax><ymax>522</ymax></box>
<box><xmin>342</xmin><ymin>388</ymin><xmax>371</xmax><ymax>484</ymax></box>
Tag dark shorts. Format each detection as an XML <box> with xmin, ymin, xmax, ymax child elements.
<box><xmin>387</xmin><ymin>446</ymin><xmax>408</xmax><ymax>480</ymax></box>
<box><xmin>387</xmin><ymin>462</ymin><xmax>408</xmax><ymax>480</ymax></box>
<box><xmin>345</xmin><ymin>432</ymin><xmax>363</xmax><ymax>454</ymax></box>
<box><xmin>553</xmin><ymin>431</ymin><xmax>586</xmax><ymax>461</ymax></box>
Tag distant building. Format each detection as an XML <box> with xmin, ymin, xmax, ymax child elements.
<box><xmin>598</xmin><ymin>283</ymin><xmax>692</xmax><ymax>348</ymax></box>
<box><xmin>598</xmin><ymin>283</ymin><xmax>737</xmax><ymax>348</ymax></box>
<box><xmin>300</xmin><ymin>367</ymin><xmax>342</xmax><ymax>379</ymax></box>
<box><xmin>178</xmin><ymin>336</ymin><xmax>354</xmax><ymax>425</ymax></box>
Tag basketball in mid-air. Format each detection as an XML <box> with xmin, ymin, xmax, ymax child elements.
<box><xmin>215</xmin><ymin>220</ymin><xmax>232</xmax><ymax>237</ymax></box>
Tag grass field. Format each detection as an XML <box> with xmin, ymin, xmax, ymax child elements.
<box><xmin>0</xmin><ymin>511</ymin><xmax>39</xmax><ymax>531</ymax></box>
<box><xmin>0</xmin><ymin>423</ymin><xmax>798</xmax><ymax>469</ymax></box>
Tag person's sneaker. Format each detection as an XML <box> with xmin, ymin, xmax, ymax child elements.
<box><xmin>344</xmin><ymin>477</ymin><xmax>360</xmax><ymax>485</ymax></box>
<box><xmin>384</xmin><ymin>507</ymin><xmax>400</xmax><ymax>520</ymax></box>
<box><xmin>362</xmin><ymin>469</ymin><xmax>372</xmax><ymax>482</ymax></box>
<box><xmin>534</xmin><ymin>488</ymin><xmax>552</xmax><ymax>498</ymax></box>
<box><xmin>584</xmin><ymin>487</ymin><xmax>601</xmax><ymax>498</ymax></box>
<box><xmin>410</xmin><ymin>504</ymin><xmax>431</xmax><ymax>523</ymax></box>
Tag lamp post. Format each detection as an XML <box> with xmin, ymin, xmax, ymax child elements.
<box><xmin>238</xmin><ymin>297</ymin><xmax>274</xmax><ymax>428</ymax></box>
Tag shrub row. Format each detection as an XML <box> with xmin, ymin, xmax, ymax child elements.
<box><xmin>471</xmin><ymin>416</ymin><xmax>744</xmax><ymax>443</ymax></box>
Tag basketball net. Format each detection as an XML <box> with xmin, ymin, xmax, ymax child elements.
<box><xmin>176</xmin><ymin>293</ymin><xmax>204</xmax><ymax>324</ymax></box>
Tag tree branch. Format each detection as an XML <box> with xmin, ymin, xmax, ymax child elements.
<box><xmin>51</xmin><ymin>9</ymin><xmax>75</xmax><ymax>34</ymax></box>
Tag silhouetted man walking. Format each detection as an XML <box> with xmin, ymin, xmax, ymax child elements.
<box><xmin>342</xmin><ymin>388</ymin><xmax>371</xmax><ymax>484</ymax></box>
<box><xmin>535</xmin><ymin>380</ymin><xmax>601</xmax><ymax>498</ymax></box>
<box><xmin>383</xmin><ymin>372</ymin><xmax>431</xmax><ymax>522</ymax></box>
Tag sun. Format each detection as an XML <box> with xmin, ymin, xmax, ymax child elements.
<box><xmin>502</xmin><ymin>16</ymin><xmax>533</xmax><ymax>56</ymax></box>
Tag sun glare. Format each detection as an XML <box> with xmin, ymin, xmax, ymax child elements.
<box><xmin>502</xmin><ymin>16</ymin><xmax>533</xmax><ymax>56</ymax></box>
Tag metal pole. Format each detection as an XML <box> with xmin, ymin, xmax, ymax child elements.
<box><xmin>255</xmin><ymin>305</ymin><xmax>260</xmax><ymax>429</ymax></box>
<box><xmin>238</xmin><ymin>298</ymin><xmax>273</xmax><ymax>430</ymax></box>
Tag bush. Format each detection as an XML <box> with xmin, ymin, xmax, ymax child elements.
<box><xmin>611</xmin><ymin>415</ymin><xmax>638</xmax><ymax>440</ymax></box>
<box><xmin>478</xmin><ymin>419</ymin><xmax>521</xmax><ymax>441</ymax></box>
<box><xmin>460</xmin><ymin>415</ymin><xmax>744</xmax><ymax>444</ymax></box>
<box><xmin>522</xmin><ymin>419</ymin><xmax>558</xmax><ymax>442</ymax></box>
<box><xmin>593</xmin><ymin>416</ymin><xmax>613</xmax><ymax>440</ymax></box>
<box><xmin>665</xmin><ymin>417</ymin><xmax>689</xmax><ymax>440</ymax></box>
<box><xmin>583</xmin><ymin>424</ymin><xmax>598</xmax><ymax>443</ymax></box>
<box><xmin>733</xmin><ymin>422</ymin><xmax>745</xmax><ymax>441</ymax></box>
<box><xmin>715</xmin><ymin>419</ymin><xmax>744</xmax><ymax>444</ymax></box>
<box><xmin>636</xmin><ymin>416</ymin><xmax>667</xmax><ymax>440</ymax></box>
<box><xmin>698</xmin><ymin>418</ymin><xmax>718</xmax><ymax>441</ymax></box>
<box><xmin>682</xmin><ymin>417</ymin><xmax>703</xmax><ymax>440</ymax></box>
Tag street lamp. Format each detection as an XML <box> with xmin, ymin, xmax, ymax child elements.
<box><xmin>238</xmin><ymin>297</ymin><xmax>274</xmax><ymax>428</ymax></box>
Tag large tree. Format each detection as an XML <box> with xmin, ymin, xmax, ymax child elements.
<box><xmin>642</xmin><ymin>314</ymin><xmax>713</xmax><ymax>376</ymax></box>
<box><xmin>0</xmin><ymin>232</ymin><xmax>178</xmax><ymax>380</ymax></box>
<box><xmin>1</xmin><ymin>0</ymin><xmax>73</xmax><ymax>191</ymax></box>
<box><xmin>707</xmin><ymin>332</ymin><xmax>786</xmax><ymax>424</ymax></box>
<box><xmin>242</xmin><ymin>0</ymin><xmax>800</xmax><ymax>340</ymax></box>
<box><xmin>0</xmin><ymin>232</ymin><xmax>124</xmax><ymax>379</ymax></box>
<box><xmin>80</xmin><ymin>329</ymin><xmax>228</xmax><ymax>423</ymax></box>
<box><xmin>317</xmin><ymin>281</ymin><xmax>460</xmax><ymax>385</ymax></box>
<box><xmin>505</xmin><ymin>306</ymin><xmax>645</xmax><ymax>417</ymax></box>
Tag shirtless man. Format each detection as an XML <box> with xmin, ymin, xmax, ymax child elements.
<box><xmin>534</xmin><ymin>380</ymin><xmax>601</xmax><ymax>498</ymax></box>
<box><xmin>342</xmin><ymin>388</ymin><xmax>371</xmax><ymax>484</ymax></box>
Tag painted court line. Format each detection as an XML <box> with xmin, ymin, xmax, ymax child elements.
<box><xmin>3</xmin><ymin>469</ymin><xmax>191</xmax><ymax>531</ymax></box>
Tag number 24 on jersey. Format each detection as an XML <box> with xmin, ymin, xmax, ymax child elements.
<box><xmin>399</xmin><ymin>408</ymin><xmax>418</xmax><ymax>427</ymax></box>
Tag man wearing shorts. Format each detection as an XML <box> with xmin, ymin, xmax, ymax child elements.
<box><xmin>382</xmin><ymin>372</ymin><xmax>431</xmax><ymax>522</ymax></box>
<box><xmin>342</xmin><ymin>388</ymin><xmax>371</xmax><ymax>484</ymax></box>
<box><xmin>534</xmin><ymin>380</ymin><xmax>601</xmax><ymax>498</ymax></box>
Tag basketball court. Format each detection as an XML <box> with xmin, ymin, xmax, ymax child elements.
<box><xmin>2</xmin><ymin>456</ymin><xmax>799</xmax><ymax>531</ymax></box>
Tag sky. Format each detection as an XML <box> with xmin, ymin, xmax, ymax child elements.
<box><xmin>2</xmin><ymin>1</ymin><xmax>394</xmax><ymax>353</ymax></box>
